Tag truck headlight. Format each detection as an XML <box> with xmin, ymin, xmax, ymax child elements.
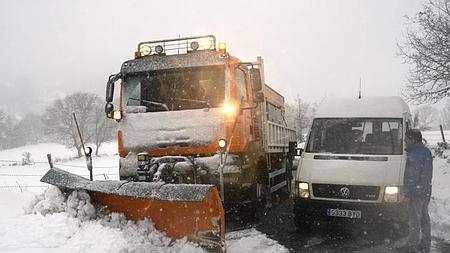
<box><xmin>384</xmin><ymin>186</ymin><xmax>399</xmax><ymax>202</ymax></box>
<box><xmin>113</xmin><ymin>110</ymin><xmax>122</xmax><ymax>120</ymax></box>
<box><xmin>222</xmin><ymin>101</ymin><xmax>237</xmax><ymax>116</ymax></box>
<box><xmin>297</xmin><ymin>182</ymin><xmax>310</xmax><ymax>198</ymax></box>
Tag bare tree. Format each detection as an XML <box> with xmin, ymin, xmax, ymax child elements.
<box><xmin>398</xmin><ymin>0</ymin><xmax>450</xmax><ymax>104</ymax></box>
<box><xmin>10</xmin><ymin>114</ymin><xmax>45</xmax><ymax>147</ymax></box>
<box><xmin>42</xmin><ymin>92</ymin><xmax>98</xmax><ymax>157</ymax></box>
<box><xmin>91</xmin><ymin>98</ymin><xmax>116</xmax><ymax>155</ymax></box>
<box><xmin>0</xmin><ymin>109</ymin><xmax>15</xmax><ymax>150</ymax></box>
<box><xmin>412</xmin><ymin>105</ymin><xmax>439</xmax><ymax>131</ymax></box>
<box><xmin>441</xmin><ymin>98</ymin><xmax>450</xmax><ymax>129</ymax></box>
<box><xmin>285</xmin><ymin>95</ymin><xmax>317</xmax><ymax>141</ymax></box>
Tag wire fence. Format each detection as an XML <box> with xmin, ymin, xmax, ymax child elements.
<box><xmin>0</xmin><ymin>159</ymin><xmax>117</xmax><ymax>169</ymax></box>
<box><xmin>0</xmin><ymin>172</ymin><xmax>119</xmax><ymax>192</ymax></box>
<box><xmin>0</xmin><ymin>173</ymin><xmax>118</xmax><ymax>177</ymax></box>
<box><xmin>0</xmin><ymin>157</ymin><xmax>119</xmax><ymax>192</ymax></box>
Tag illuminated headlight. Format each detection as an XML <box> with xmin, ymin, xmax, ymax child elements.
<box><xmin>218</xmin><ymin>139</ymin><xmax>227</xmax><ymax>149</ymax></box>
<box><xmin>297</xmin><ymin>182</ymin><xmax>310</xmax><ymax>198</ymax></box>
<box><xmin>222</xmin><ymin>101</ymin><xmax>237</xmax><ymax>116</ymax></box>
<box><xmin>113</xmin><ymin>110</ymin><xmax>122</xmax><ymax>120</ymax></box>
<box><xmin>384</xmin><ymin>186</ymin><xmax>399</xmax><ymax>202</ymax></box>
<box><xmin>218</xmin><ymin>42</ymin><xmax>226</xmax><ymax>51</ymax></box>
<box><xmin>218</xmin><ymin>42</ymin><xmax>227</xmax><ymax>57</ymax></box>
<box><xmin>139</xmin><ymin>44</ymin><xmax>152</xmax><ymax>56</ymax></box>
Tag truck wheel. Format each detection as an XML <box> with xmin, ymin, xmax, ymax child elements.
<box><xmin>251</xmin><ymin>157</ymin><xmax>271</xmax><ymax>217</ymax></box>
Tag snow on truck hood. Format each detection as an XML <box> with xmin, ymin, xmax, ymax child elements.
<box><xmin>120</xmin><ymin>108</ymin><xmax>225</xmax><ymax>153</ymax></box>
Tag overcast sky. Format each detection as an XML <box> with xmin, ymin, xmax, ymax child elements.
<box><xmin>0</xmin><ymin>0</ymin><xmax>426</xmax><ymax>115</ymax></box>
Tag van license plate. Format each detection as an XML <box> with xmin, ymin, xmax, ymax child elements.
<box><xmin>327</xmin><ymin>208</ymin><xmax>361</xmax><ymax>219</ymax></box>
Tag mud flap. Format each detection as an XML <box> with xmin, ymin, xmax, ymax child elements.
<box><xmin>41</xmin><ymin>168</ymin><xmax>225</xmax><ymax>251</ymax></box>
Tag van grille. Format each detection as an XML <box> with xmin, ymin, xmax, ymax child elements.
<box><xmin>312</xmin><ymin>183</ymin><xmax>379</xmax><ymax>200</ymax></box>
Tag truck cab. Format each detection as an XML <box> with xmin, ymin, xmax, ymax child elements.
<box><xmin>104</xmin><ymin>35</ymin><xmax>296</xmax><ymax>206</ymax></box>
<box><xmin>294</xmin><ymin>96</ymin><xmax>412</xmax><ymax>229</ymax></box>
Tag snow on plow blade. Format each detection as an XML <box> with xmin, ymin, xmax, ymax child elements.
<box><xmin>41</xmin><ymin>168</ymin><xmax>225</xmax><ymax>251</ymax></box>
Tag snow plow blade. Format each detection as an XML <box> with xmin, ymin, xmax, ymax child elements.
<box><xmin>41</xmin><ymin>168</ymin><xmax>225</xmax><ymax>251</ymax></box>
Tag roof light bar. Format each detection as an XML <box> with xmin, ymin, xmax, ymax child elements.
<box><xmin>136</xmin><ymin>35</ymin><xmax>216</xmax><ymax>56</ymax></box>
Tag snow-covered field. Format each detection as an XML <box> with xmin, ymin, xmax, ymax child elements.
<box><xmin>0</xmin><ymin>142</ymin><xmax>287</xmax><ymax>253</ymax></box>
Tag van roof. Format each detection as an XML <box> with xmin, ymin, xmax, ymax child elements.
<box><xmin>315</xmin><ymin>96</ymin><xmax>411</xmax><ymax>118</ymax></box>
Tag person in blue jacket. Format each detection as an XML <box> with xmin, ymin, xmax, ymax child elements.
<box><xmin>400</xmin><ymin>129</ymin><xmax>433</xmax><ymax>252</ymax></box>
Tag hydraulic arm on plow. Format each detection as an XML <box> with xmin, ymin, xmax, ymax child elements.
<box><xmin>42</xmin><ymin>35</ymin><xmax>296</xmax><ymax>251</ymax></box>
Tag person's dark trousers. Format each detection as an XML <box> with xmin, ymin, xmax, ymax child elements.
<box><xmin>406</xmin><ymin>197</ymin><xmax>431</xmax><ymax>250</ymax></box>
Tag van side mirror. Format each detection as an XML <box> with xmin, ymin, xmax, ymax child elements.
<box><xmin>250</xmin><ymin>68</ymin><xmax>262</xmax><ymax>91</ymax></box>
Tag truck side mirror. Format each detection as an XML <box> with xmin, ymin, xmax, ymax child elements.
<box><xmin>254</xmin><ymin>91</ymin><xmax>265</xmax><ymax>103</ymax></box>
<box><xmin>106</xmin><ymin>80</ymin><xmax>115</xmax><ymax>103</ymax></box>
<box><xmin>105</xmin><ymin>103</ymin><xmax>114</xmax><ymax>118</ymax></box>
<box><xmin>288</xmin><ymin>141</ymin><xmax>303</xmax><ymax>156</ymax></box>
<box><xmin>106</xmin><ymin>73</ymin><xmax>122</xmax><ymax>103</ymax></box>
<box><xmin>289</xmin><ymin>141</ymin><xmax>298</xmax><ymax>156</ymax></box>
<box><xmin>250</xmin><ymin>68</ymin><xmax>262</xmax><ymax>91</ymax></box>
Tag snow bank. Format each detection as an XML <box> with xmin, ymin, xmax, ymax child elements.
<box><xmin>429</xmin><ymin>151</ymin><xmax>450</xmax><ymax>241</ymax></box>
<box><xmin>0</xmin><ymin>187</ymin><xmax>289</xmax><ymax>253</ymax></box>
<box><xmin>0</xmin><ymin>186</ymin><xmax>204</xmax><ymax>253</ymax></box>
<box><xmin>422</xmin><ymin>131</ymin><xmax>450</xmax><ymax>242</ymax></box>
<box><xmin>226</xmin><ymin>228</ymin><xmax>288</xmax><ymax>253</ymax></box>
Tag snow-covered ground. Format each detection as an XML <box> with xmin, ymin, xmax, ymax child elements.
<box><xmin>0</xmin><ymin>131</ymin><xmax>449</xmax><ymax>252</ymax></box>
<box><xmin>423</xmin><ymin>131</ymin><xmax>450</xmax><ymax>242</ymax></box>
<box><xmin>0</xmin><ymin>142</ymin><xmax>287</xmax><ymax>253</ymax></box>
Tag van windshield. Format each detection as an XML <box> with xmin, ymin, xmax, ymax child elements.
<box><xmin>306</xmin><ymin>118</ymin><xmax>403</xmax><ymax>155</ymax></box>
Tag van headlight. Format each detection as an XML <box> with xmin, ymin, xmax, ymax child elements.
<box><xmin>384</xmin><ymin>186</ymin><xmax>399</xmax><ymax>202</ymax></box>
<box><xmin>296</xmin><ymin>181</ymin><xmax>310</xmax><ymax>198</ymax></box>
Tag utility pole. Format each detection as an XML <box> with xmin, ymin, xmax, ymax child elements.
<box><xmin>358</xmin><ymin>77</ymin><xmax>362</xmax><ymax>99</ymax></box>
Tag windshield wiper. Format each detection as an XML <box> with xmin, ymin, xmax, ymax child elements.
<box><xmin>170</xmin><ymin>97</ymin><xmax>211</xmax><ymax>109</ymax></box>
<box><xmin>128</xmin><ymin>98</ymin><xmax>169</xmax><ymax>111</ymax></box>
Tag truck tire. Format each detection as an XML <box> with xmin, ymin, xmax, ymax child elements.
<box><xmin>253</xmin><ymin>157</ymin><xmax>271</xmax><ymax>213</ymax></box>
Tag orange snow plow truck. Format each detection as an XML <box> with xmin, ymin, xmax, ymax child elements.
<box><xmin>41</xmin><ymin>35</ymin><xmax>296</xmax><ymax>251</ymax></box>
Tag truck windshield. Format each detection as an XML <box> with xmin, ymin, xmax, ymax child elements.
<box><xmin>306</xmin><ymin>118</ymin><xmax>403</xmax><ymax>155</ymax></box>
<box><xmin>124</xmin><ymin>66</ymin><xmax>225</xmax><ymax>112</ymax></box>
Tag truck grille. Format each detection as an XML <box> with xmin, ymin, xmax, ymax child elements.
<box><xmin>312</xmin><ymin>183</ymin><xmax>380</xmax><ymax>201</ymax></box>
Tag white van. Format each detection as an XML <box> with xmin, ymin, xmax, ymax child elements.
<box><xmin>293</xmin><ymin>96</ymin><xmax>412</xmax><ymax>229</ymax></box>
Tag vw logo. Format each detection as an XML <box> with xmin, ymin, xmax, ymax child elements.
<box><xmin>339</xmin><ymin>187</ymin><xmax>350</xmax><ymax>198</ymax></box>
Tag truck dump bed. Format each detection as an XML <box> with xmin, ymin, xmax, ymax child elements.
<box><xmin>263</xmin><ymin>84</ymin><xmax>296</xmax><ymax>153</ymax></box>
